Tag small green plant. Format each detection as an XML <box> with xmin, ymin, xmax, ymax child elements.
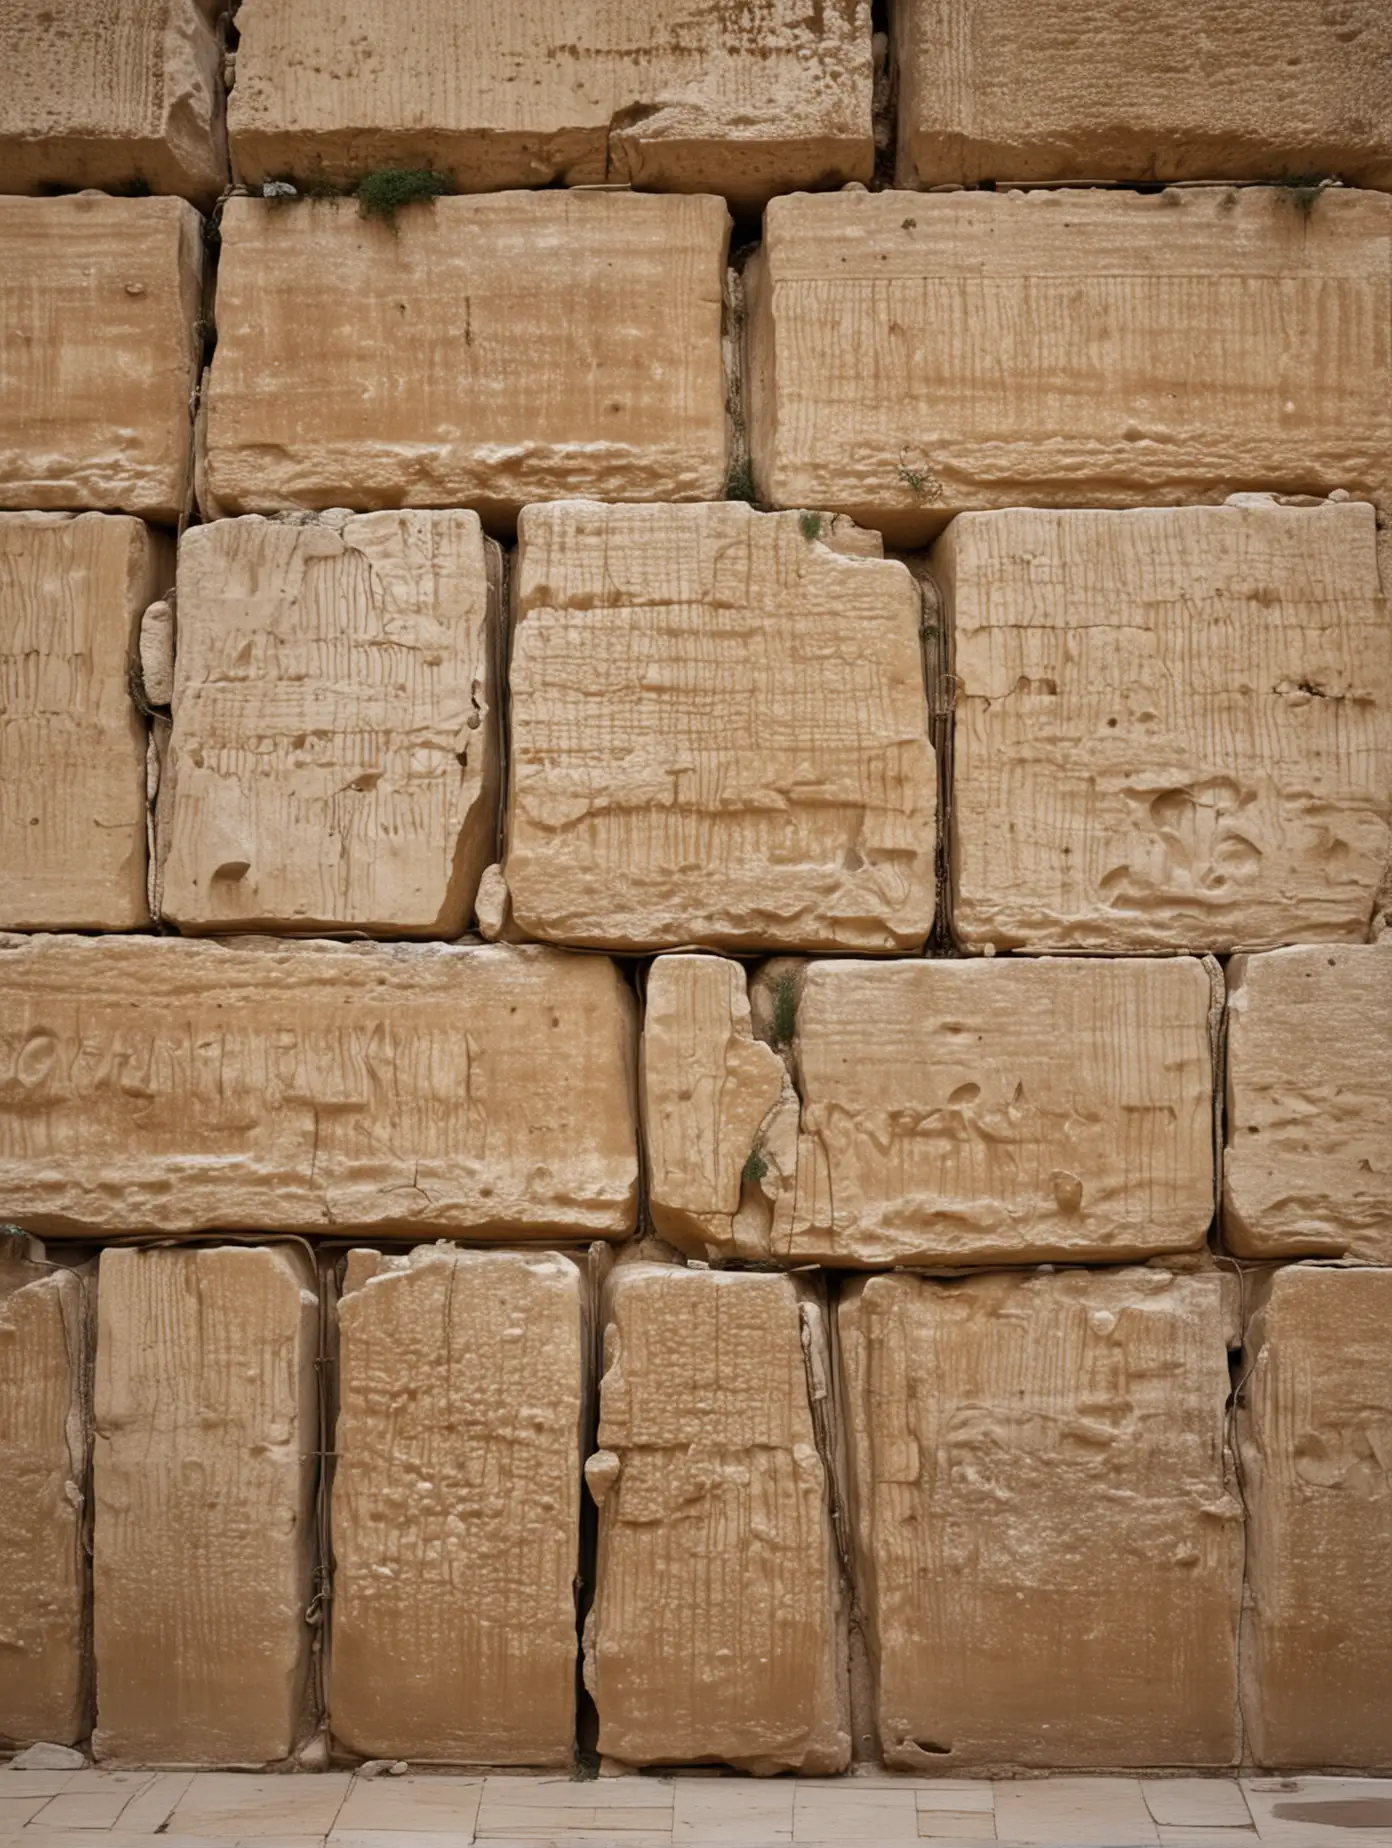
<box><xmin>919</xmin><ymin>618</ymin><xmax>939</xmax><ymax>643</ymax></box>
<box><xmin>356</xmin><ymin>168</ymin><xmax>451</xmax><ymax>225</ymax></box>
<box><xmin>109</xmin><ymin>175</ymin><xmax>152</xmax><ymax>197</ymax></box>
<box><xmin>1275</xmin><ymin>174</ymin><xmax>1325</xmax><ymax>219</ymax></box>
<box><xmin>741</xmin><ymin>1147</ymin><xmax>769</xmax><ymax>1186</ymax></box>
<box><xmin>724</xmin><ymin>458</ymin><xmax>755</xmax><ymax>503</ymax></box>
<box><xmin>770</xmin><ymin>973</ymin><xmax>798</xmax><ymax>1049</ymax></box>
<box><xmin>798</xmin><ymin>510</ymin><xmax>823</xmax><ymax>541</ymax></box>
<box><xmin>899</xmin><ymin>461</ymin><xmax>936</xmax><ymax>497</ymax></box>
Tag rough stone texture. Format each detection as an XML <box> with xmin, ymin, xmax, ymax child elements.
<box><xmin>229</xmin><ymin>0</ymin><xmax>871</xmax><ymax>211</ymax></box>
<box><xmin>0</xmin><ymin>1245</ymin><xmax>90</xmax><ymax>1749</ymax></box>
<box><xmin>92</xmin><ymin>1244</ymin><xmax>319</xmax><ymax>1766</ymax></box>
<box><xmin>0</xmin><ymin>935</ymin><xmax>638</xmax><ymax>1240</ymax></box>
<box><xmin>502</xmin><ymin>502</ymin><xmax>934</xmax><ymax>952</ymax></box>
<box><xmin>1</xmin><ymin>513</ymin><xmax>169</xmax><ymax>931</ymax></box>
<box><xmin>1224</xmin><ymin>937</ymin><xmax>1392</xmax><ymax>1262</ymax></box>
<box><xmin>158</xmin><ymin>512</ymin><xmax>501</xmax><ymax>936</ymax></box>
<box><xmin>895</xmin><ymin>0</ymin><xmax>1392</xmax><ymax>189</ymax></box>
<box><xmin>0</xmin><ymin>0</ymin><xmax>227</xmax><ymax>206</ymax></box>
<box><xmin>938</xmin><ymin>500</ymin><xmax>1392</xmax><ymax>951</ymax></box>
<box><xmin>746</xmin><ymin>187</ymin><xmax>1392</xmax><ymax>544</ymax></box>
<box><xmin>331</xmin><ymin>1245</ymin><xmax>585</xmax><ymax>1765</ymax></box>
<box><xmin>586</xmin><ymin>1263</ymin><xmax>848</xmax><ymax>1773</ymax></box>
<box><xmin>0</xmin><ymin>195</ymin><xmax>204</xmax><ymax>523</ymax></box>
<box><xmin>1240</xmin><ymin>1264</ymin><xmax>1392</xmax><ymax>1771</ymax></box>
<box><xmin>203</xmin><ymin>195</ymin><xmax>728</xmax><ymax>524</ymax></box>
<box><xmin>839</xmin><ymin>1268</ymin><xmax>1242</xmax><ymax>1771</ymax></box>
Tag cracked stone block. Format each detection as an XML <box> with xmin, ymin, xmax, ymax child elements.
<box><xmin>0</xmin><ymin>934</ymin><xmax>638</xmax><ymax>1240</ymax></box>
<box><xmin>840</xmin><ymin>1268</ymin><xmax>1242</xmax><ymax>1771</ymax></box>
<box><xmin>939</xmin><ymin>501</ymin><xmax>1392</xmax><ymax>951</ymax></box>
<box><xmin>228</xmin><ymin>0</ymin><xmax>871</xmax><ymax>211</ymax></box>
<box><xmin>586</xmin><ymin>1262</ymin><xmax>849</xmax><ymax>1772</ymax></box>
<box><xmin>157</xmin><ymin>512</ymin><xmax>501</xmax><ymax>936</ymax></box>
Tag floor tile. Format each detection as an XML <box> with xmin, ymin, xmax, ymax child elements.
<box><xmin>672</xmin><ymin>1778</ymin><xmax>794</xmax><ymax>1843</ymax></box>
<box><xmin>917</xmin><ymin>1785</ymin><xmax>995</xmax><ymax>1814</ymax></box>
<box><xmin>475</xmin><ymin>1777</ymin><xmax>672</xmax><ymax>1838</ymax></box>
<box><xmin>32</xmin><ymin>1792</ymin><xmax>147</xmax><ymax>1830</ymax></box>
<box><xmin>329</xmin><ymin>1833</ymin><xmax>475</xmax><ymax>1848</ymax></box>
<box><xmin>793</xmin><ymin>1782</ymin><xmax>919</xmax><ymax>1842</ymax></box>
<box><xmin>1143</xmin><ymin>1782</ymin><xmax>1253</xmax><ymax>1829</ymax></box>
<box><xmin>918</xmin><ymin>1813</ymin><xmax>995</xmax><ymax>1839</ymax></box>
<box><xmin>0</xmin><ymin>1801</ymin><xmax>50</xmax><ymax>1827</ymax></box>
<box><xmin>1157</xmin><ymin>1831</ymin><xmax>1259</xmax><ymax>1846</ymax></box>
<box><xmin>335</xmin><ymin>1779</ymin><xmax>483</xmax><ymax>1834</ymax></box>
<box><xmin>993</xmin><ymin>1777</ymin><xmax>1158</xmax><ymax>1846</ymax></box>
<box><xmin>168</xmin><ymin>1777</ymin><xmax>352</xmax><ymax>1839</ymax></box>
<box><xmin>0</xmin><ymin>1777</ymin><xmax>76</xmax><ymax>1801</ymax></box>
<box><xmin>55</xmin><ymin>1777</ymin><xmax>153</xmax><ymax>1798</ymax></box>
<box><xmin>1241</xmin><ymin>1777</ymin><xmax>1392</xmax><ymax>1845</ymax></box>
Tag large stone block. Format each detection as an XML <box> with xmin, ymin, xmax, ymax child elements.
<box><xmin>93</xmin><ymin>1244</ymin><xmax>319</xmax><ymax>1765</ymax></box>
<box><xmin>1224</xmin><ymin>937</ymin><xmax>1392</xmax><ymax>1262</ymax></box>
<box><xmin>158</xmin><ymin>512</ymin><xmax>500</xmax><ymax>935</ymax></box>
<box><xmin>0</xmin><ymin>935</ymin><xmax>638</xmax><ymax>1240</ymax></box>
<box><xmin>1</xmin><ymin>514</ymin><xmax>168</xmax><ymax>931</ymax></box>
<box><xmin>746</xmin><ymin>188</ymin><xmax>1392</xmax><ymax>544</ymax></box>
<box><xmin>203</xmin><ymin>195</ymin><xmax>728</xmax><ymax>523</ymax></box>
<box><xmin>586</xmin><ymin>1263</ymin><xmax>848</xmax><ymax>1772</ymax></box>
<box><xmin>331</xmin><ymin>1245</ymin><xmax>585</xmax><ymax>1764</ymax></box>
<box><xmin>500</xmin><ymin>502</ymin><xmax>934</xmax><ymax>952</ymax></box>
<box><xmin>938</xmin><ymin>500</ymin><xmax>1392</xmax><ymax>951</ymax></box>
<box><xmin>0</xmin><ymin>195</ymin><xmax>204</xmax><ymax>522</ymax></box>
<box><xmin>839</xmin><ymin>1268</ymin><xmax>1242</xmax><ymax>1771</ymax></box>
<box><xmin>228</xmin><ymin>0</ymin><xmax>871</xmax><ymax>211</ymax></box>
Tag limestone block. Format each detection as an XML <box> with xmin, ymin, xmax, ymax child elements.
<box><xmin>746</xmin><ymin>188</ymin><xmax>1392</xmax><ymax>544</ymax></box>
<box><xmin>502</xmin><ymin>502</ymin><xmax>935</xmax><ymax>951</ymax></box>
<box><xmin>158</xmin><ymin>512</ymin><xmax>501</xmax><ymax>935</ymax></box>
<box><xmin>203</xmin><ymin>195</ymin><xmax>728</xmax><ymax>523</ymax></box>
<box><xmin>895</xmin><ymin>0</ymin><xmax>1392</xmax><ymax>189</ymax></box>
<box><xmin>228</xmin><ymin>0</ymin><xmax>871</xmax><ymax>211</ymax></box>
<box><xmin>0</xmin><ymin>935</ymin><xmax>638</xmax><ymax>1240</ymax></box>
<box><xmin>1239</xmin><ymin>1264</ymin><xmax>1392</xmax><ymax>1770</ymax></box>
<box><xmin>0</xmin><ymin>195</ymin><xmax>204</xmax><ymax>522</ymax></box>
<box><xmin>93</xmin><ymin>1244</ymin><xmax>318</xmax><ymax>1766</ymax></box>
<box><xmin>331</xmin><ymin>1246</ymin><xmax>585</xmax><ymax>1764</ymax></box>
<box><xmin>1224</xmin><ymin>938</ymin><xmax>1392</xmax><ymax>1262</ymax></box>
<box><xmin>1</xmin><ymin>514</ymin><xmax>169</xmax><ymax>931</ymax></box>
<box><xmin>586</xmin><ymin>1263</ymin><xmax>848</xmax><ymax>1773</ymax></box>
<box><xmin>0</xmin><ymin>0</ymin><xmax>227</xmax><ymax>206</ymax></box>
<box><xmin>839</xmin><ymin>1268</ymin><xmax>1242</xmax><ymax>1771</ymax></box>
<box><xmin>0</xmin><ymin>1246</ymin><xmax>90</xmax><ymax>1748</ymax></box>
<box><xmin>938</xmin><ymin>501</ymin><xmax>1392</xmax><ymax>951</ymax></box>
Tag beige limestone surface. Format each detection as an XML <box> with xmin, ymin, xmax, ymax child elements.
<box><xmin>0</xmin><ymin>935</ymin><xmax>638</xmax><ymax>1240</ymax></box>
<box><xmin>502</xmin><ymin>502</ymin><xmax>934</xmax><ymax>952</ymax></box>
<box><xmin>1223</xmin><ymin>937</ymin><xmax>1392</xmax><ymax>1262</ymax></box>
<box><xmin>92</xmin><ymin>1244</ymin><xmax>319</xmax><ymax>1766</ymax></box>
<box><xmin>840</xmin><ymin>1268</ymin><xmax>1242</xmax><ymax>1771</ymax></box>
<box><xmin>203</xmin><ymin>195</ymin><xmax>728</xmax><ymax>525</ymax></box>
<box><xmin>586</xmin><ymin>1263</ymin><xmax>848</xmax><ymax>1773</ymax></box>
<box><xmin>746</xmin><ymin>187</ymin><xmax>1392</xmax><ymax>544</ymax></box>
<box><xmin>158</xmin><ymin>512</ymin><xmax>501</xmax><ymax>935</ymax></box>
<box><xmin>229</xmin><ymin>0</ymin><xmax>871</xmax><ymax>210</ymax></box>
<box><xmin>1</xmin><ymin>513</ymin><xmax>168</xmax><ymax>931</ymax></box>
<box><xmin>1239</xmin><ymin>1264</ymin><xmax>1392</xmax><ymax>1770</ymax></box>
<box><xmin>938</xmin><ymin>500</ymin><xmax>1392</xmax><ymax>951</ymax></box>
<box><xmin>0</xmin><ymin>195</ymin><xmax>204</xmax><ymax>523</ymax></box>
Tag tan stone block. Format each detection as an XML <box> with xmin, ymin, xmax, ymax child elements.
<box><xmin>938</xmin><ymin>501</ymin><xmax>1392</xmax><ymax>951</ymax></box>
<box><xmin>0</xmin><ymin>935</ymin><xmax>638</xmax><ymax>1240</ymax></box>
<box><xmin>586</xmin><ymin>1263</ymin><xmax>848</xmax><ymax>1772</ymax></box>
<box><xmin>747</xmin><ymin>188</ymin><xmax>1392</xmax><ymax>544</ymax></box>
<box><xmin>1239</xmin><ymin>1264</ymin><xmax>1392</xmax><ymax>1770</ymax></box>
<box><xmin>0</xmin><ymin>195</ymin><xmax>204</xmax><ymax>522</ymax></box>
<box><xmin>158</xmin><ymin>512</ymin><xmax>500</xmax><ymax>935</ymax></box>
<box><xmin>331</xmin><ymin>1245</ymin><xmax>585</xmax><ymax>1764</ymax></box>
<box><xmin>1223</xmin><ymin>937</ymin><xmax>1392</xmax><ymax>1262</ymax></box>
<box><xmin>0</xmin><ymin>0</ymin><xmax>226</xmax><ymax>206</ymax></box>
<box><xmin>92</xmin><ymin>1244</ymin><xmax>319</xmax><ymax>1766</ymax></box>
<box><xmin>0</xmin><ymin>514</ymin><xmax>168</xmax><ymax>930</ymax></box>
<box><xmin>839</xmin><ymin>1268</ymin><xmax>1242</xmax><ymax>1771</ymax></box>
<box><xmin>502</xmin><ymin>502</ymin><xmax>935</xmax><ymax>951</ymax></box>
<box><xmin>203</xmin><ymin>195</ymin><xmax>728</xmax><ymax>523</ymax></box>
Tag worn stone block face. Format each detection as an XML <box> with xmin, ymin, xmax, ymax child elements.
<box><xmin>586</xmin><ymin>1263</ymin><xmax>848</xmax><ymax>1772</ymax></box>
<box><xmin>93</xmin><ymin>1244</ymin><xmax>319</xmax><ymax>1766</ymax></box>
<box><xmin>839</xmin><ymin>1269</ymin><xmax>1242</xmax><ymax>1771</ymax></box>
<box><xmin>0</xmin><ymin>935</ymin><xmax>638</xmax><ymax>1240</ymax></box>
<box><xmin>331</xmin><ymin>1246</ymin><xmax>584</xmax><ymax>1765</ymax></box>
<box><xmin>1224</xmin><ymin>937</ymin><xmax>1392</xmax><ymax>1262</ymax></box>
<box><xmin>1240</xmin><ymin>1264</ymin><xmax>1392</xmax><ymax>1771</ymax></box>
<box><xmin>502</xmin><ymin>502</ymin><xmax>934</xmax><ymax>952</ymax></box>
<box><xmin>1</xmin><ymin>514</ymin><xmax>168</xmax><ymax>931</ymax></box>
<box><xmin>158</xmin><ymin>512</ymin><xmax>500</xmax><ymax>936</ymax></box>
<box><xmin>747</xmin><ymin>188</ymin><xmax>1392</xmax><ymax>543</ymax></box>
<box><xmin>938</xmin><ymin>501</ymin><xmax>1392</xmax><ymax>951</ymax></box>
<box><xmin>203</xmin><ymin>195</ymin><xmax>728</xmax><ymax>523</ymax></box>
<box><xmin>0</xmin><ymin>195</ymin><xmax>204</xmax><ymax>523</ymax></box>
<box><xmin>229</xmin><ymin>0</ymin><xmax>871</xmax><ymax>211</ymax></box>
